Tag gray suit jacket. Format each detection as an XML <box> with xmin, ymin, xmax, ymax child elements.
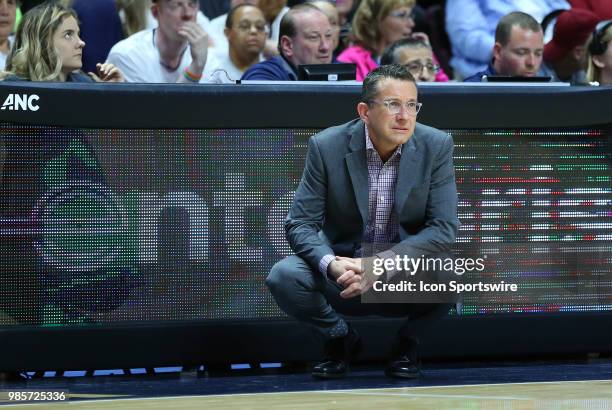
<box><xmin>285</xmin><ymin>118</ymin><xmax>459</xmax><ymax>273</ymax></box>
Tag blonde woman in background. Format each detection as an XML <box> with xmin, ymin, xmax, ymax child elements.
<box><xmin>337</xmin><ymin>0</ymin><xmax>448</xmax><ymax>81</ymax></box>
<box><xmin>63</xmin><ymin>0</ymin><xmax>124</xmax><ymax>72</ymax></box>
<box><xmin>587</xmin><ymin>20</ymin><xmax>612</xmax><ymax>85</ymax></box>
<box><xmin>2</xmin><ymin>2</ymin><xmax>123</xmax><ymax>82</ymax></box>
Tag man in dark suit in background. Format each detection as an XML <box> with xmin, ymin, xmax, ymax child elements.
<box><xmin>266</xmin><ymin>64</ymin><xmax>460</xmax><ymax>379</ymax></box>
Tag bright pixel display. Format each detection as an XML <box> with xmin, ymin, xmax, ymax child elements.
<box><xmin>0</xmin><ymin>125</ymin><xmax>610</xmax><ymax>326</ymax></box>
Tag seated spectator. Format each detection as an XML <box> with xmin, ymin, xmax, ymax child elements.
<box><xmin>337</xmin><ymin>0</ymin><xmax>448</xmax><ymax>82</ymax></box>
<box><xmin>587</xmin><ymin>19</ymin><xmax>612</xmax><ymax>85</ymax></box>
<box><xmin>2</xmin><ymin>2</ymin><xmax>123</xmax><ymax>82</ymax></box>
<box><xmin>145</xmin><ymin>0</ymin><xmax>211</xmax><ymax>32</ymax></box>
<box><xmin>336</xmin><ymin>0</ymin><xmax>353</xmax><ymax>25</ymax></box>
<box><xmin>464</xmin><ymin>12</ymin><xmax>544</xmax><ymax>82</ymax></box>
<box><xmin>241</xmin><ymin>3</ymin><xmax>332</xmax><ymax>81</ymax></box>
<box><xmin>335</xmin><ymin>0</ymin><xmax>355</xmax><ymax>55</ymax></box>
<box><xmin>446</xmin><ymin>0</ymin><xmax>570</xmax><ymax>79</ymax></box>
<box><xmin>309</xmin><ymin>1</ymin><xmax>340</xmax><ymax>57</ymax></box>
<box><xmin>115</xmin><ymin>0</ymin><xmax>149</xmax><ymax>37</ymax></box>
<box><xmin>207</xmin><ymin>0</ymin><xmax>260</xmax><ymax>53</ymax></box>
<box><xmin>107</xmin><ymin>0</ymin><xmax>208</xmax><ymax>83</ymax></box>
<box><xmin>70</xmin><ymin>0</ymin><xmax>124</xmax><ymax>73</ymax></box>
<box><xmin>570</xmin><ymin>0</ymin><xmax>612</xmax><ymax>20</ymax></box>
<box><xmin>259</xmin><ymin>0</ymin><xmax>289</xmax><ymax>59</ymax></box>
<box><xmin>381</xmin><ymin>38</ymin><xmax>440</xmax><ymax>82</ymax></box>
<box><xmin>540</xmin><ymin>8</ymin><xmax>600</xmax><ymax>84</ymax></box>
<box><xmin>204</xmin><ymin>4</ymin><xmax>266</xmax><ymax>83</ymax></box>
<box><xmin>541</xmin><ymin>9</ymin><xmax>566</xmax><ymax>43</ymax></box>
<box><xmin>0</xmin><ymin>0</ymin><xmax>17</xmax><ymax>70</ymax></box>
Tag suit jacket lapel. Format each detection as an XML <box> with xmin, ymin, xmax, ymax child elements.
<box><xmin>395</xmin><ymin>133</ymin><xmax>422</xmax><ymax>213</ymax></box>
<box><xmin>345</xmin><ymin>122</ymin><xmax>369</xmax><ymax>227</ymax></box>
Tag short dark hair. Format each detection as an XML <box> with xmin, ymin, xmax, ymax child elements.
<box><xmin>380</xmin><ymin>38</ymin><xmax>431</xmax><ymax>65</ymax></box>
<box><xmin>495</xmin><ymin>11</ymin><xmax>542</xmax><ymax>46</ymax></box>
<box><xmin>278</xmin><ymin>3</ymin><xmax>323</xmax><ymax>52</ymax></box>
<box><xmin>226</xmin><ymin>4</ymin><xmax>255</xmax><ymax>29</ymax></box>
<box><xmin>360</xmin><ymin>64</ymin><xmax>416</xmax><ymax>103</ymax></box>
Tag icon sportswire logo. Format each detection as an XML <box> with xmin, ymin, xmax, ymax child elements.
<box><xmin>1</xmin><ymin>93</ymin><xmax>40</xmax><ymax>111</ymax></box>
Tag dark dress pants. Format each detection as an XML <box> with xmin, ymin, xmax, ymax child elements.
<box><xmin>266</xmin><ymin>255</ymin><xmax>452</xmax><ymax>342</ymax></box>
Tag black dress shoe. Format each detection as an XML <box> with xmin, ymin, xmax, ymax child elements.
<box><xmin>385</xmin><ymin>336</ymin><xmax>421</xmax><ymax>379</ymax></box>
<box><xmin>312</xmin><ymin>326</ymin><xmax>362</xmax><ymax>379</ymax></box>
<box><xmin>385</xmin><ymin>355</ymin><xmax>421</xmax><ymax>379</ymax></box>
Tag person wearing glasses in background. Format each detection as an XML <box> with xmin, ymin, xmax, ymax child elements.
<box><xmin>106</xmin><ymin>0</ymin><xmax>208</xmax><ymax>83</ymax></box>
<box><xmin>337</xmin><ymin>0</ymin><xmax>448</xmax><ymax>82</ymax></box>
<box><xmin>266</xmin><ymin>64</ymin><xmax>458</xmax><ymax>379</ymax></box>
<box><xmin>381</xmin><ymin>38</ymin><xmax>441</xmax><ymax>82</ymax></box>
<box><xmin>586</xmin><ymin>19</ymin><xmax>612</xmax><ymax>85</ymax></box>
<box><xmin>207</xmin><ymin>0</ymin><xmax>260</xmax><ymax>53</ymax></box>
<box><xmin>203</xmin><ymin>4</ymin><xmax>267</xmax><ymax>83</ymax></box>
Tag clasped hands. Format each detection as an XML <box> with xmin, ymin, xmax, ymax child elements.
<box><xmin>328</xmin><ymin>256</ymin><xmax>379</xmax><ymax>299</ymax></box>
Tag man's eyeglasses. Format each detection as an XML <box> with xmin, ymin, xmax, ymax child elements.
<box><xmin>404</xmin><ymin>60</ymin><xmax>440</xmax><ymax>75</ymax></box>
<box><xmin>369</xmin><ymin>99</ymin><xmax>422</xmax><ymax>116</ymax></box>
<box><xmin>236</xmin><ymin>21</ymin><xmax>269</xmax><ymax>34</ymax></box>
<box><xmin>389</xmin><ymin>9</ymin><xmax>415</xmax><ymax>21</ymax></box>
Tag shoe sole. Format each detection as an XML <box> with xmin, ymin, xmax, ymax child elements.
<box><xmin>385</xmin><ymin>370</ymin><xmax>421</xmax><ymax>379</ymax></box>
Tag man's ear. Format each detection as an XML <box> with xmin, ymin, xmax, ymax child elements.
<box><xmin>357</xmin><ymin>102</ymin><xmax>369</xmax><ymax>124</ymax></box>
<box><xmin>223</xmin><ymin>26</ymin><xmax>230</xmax><ymax>40</ymax></box>
<box><xmin>151</xmin><ymin>3</ymin><xmax>159</xmax><ymax>19</ymax></box>
<box><xmin>279</xmin><ymin>35</ymin><xmax>292</xmax><ymax>57</ymax></box>
<box><xmin>492</xmin><ymin>42</ymin><xmax>502</xmax><ymax>61</ymax></box>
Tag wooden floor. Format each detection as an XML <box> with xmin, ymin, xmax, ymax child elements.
<box><xmin>3</xmin><ymin>380</ymin><xmax>611</xmax><ymax>409</ymax></box>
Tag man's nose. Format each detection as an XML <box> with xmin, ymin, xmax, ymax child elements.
<box><xmin>320</xmin><ymin>37</ymin><xmax>331</xmax><ymax>52</ymax></box>
<box><xmin>395</xmin><ymin>105</ymin><xmax>410</xmax><ymax>120</ymax></box>
<box><xmin>182</xmin><ymin>7</ymin><xmax>196</xmax><ymax>20</ymax></box>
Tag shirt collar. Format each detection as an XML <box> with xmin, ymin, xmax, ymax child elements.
<box><xmin>279</xmin><ymin>55</ymin><xmax>298</xmax><ymax>80</ymax></box>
